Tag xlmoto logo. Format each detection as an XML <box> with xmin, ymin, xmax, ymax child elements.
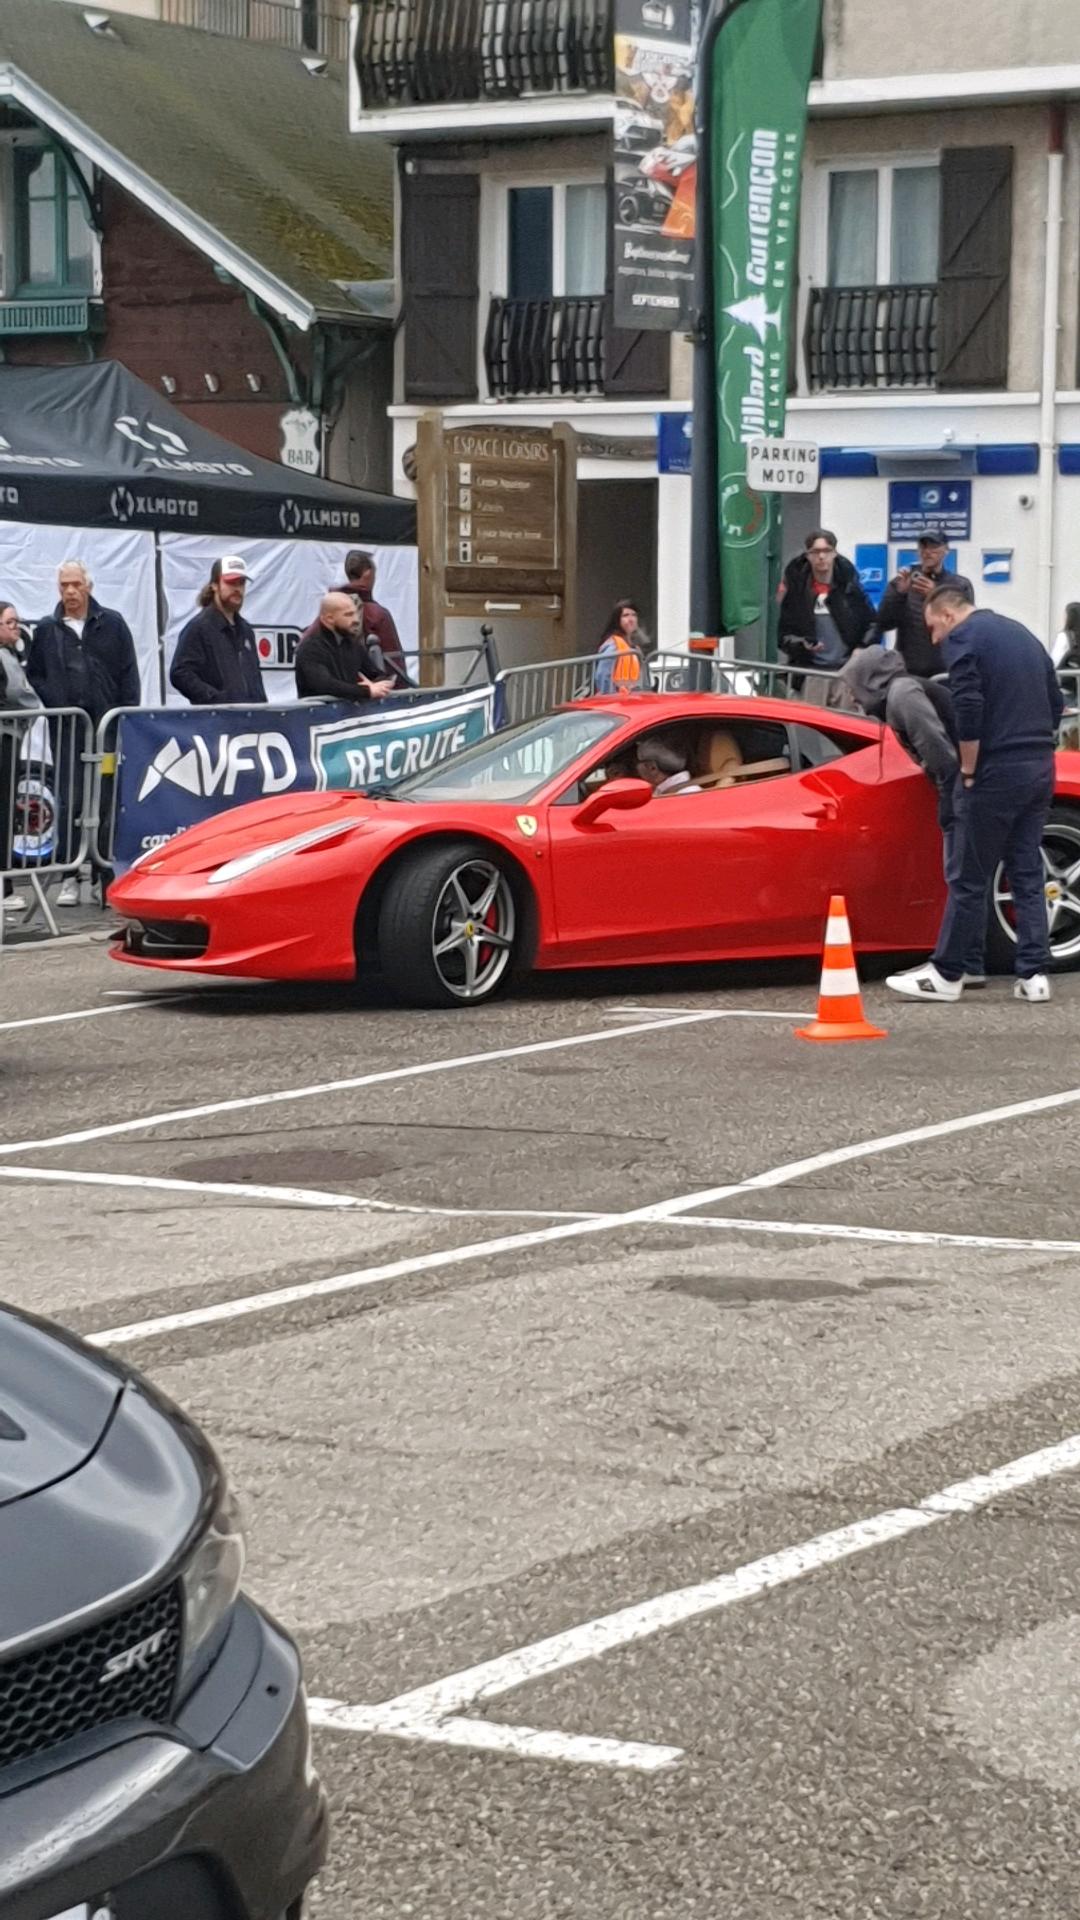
<box><xmin>138</xmin><ymin>732</ymin><xmax>298</xmax><ymax>803</ymax></box>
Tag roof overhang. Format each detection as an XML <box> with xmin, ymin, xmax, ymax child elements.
<box><xmin>810</xmin><ymin>64</ymin><xmax>1080</xmax><ymax>115</ymax></box>
<box><xmin>0</xmin><ymin>63</ymin><xmax>318</xmax><ymax>332</ymax></box>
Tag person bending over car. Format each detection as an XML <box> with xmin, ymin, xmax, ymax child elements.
<box><xmin>841</xmin><ymin>645</ymin><xmax>986</xmax><ymax>990</ymax></box>
<box><xmin>295</xmin><ymin>594</ymin><xmax>397</xmax><ymax>704</ymax></box>
<box><xmin>634</xmin><ymin>738</ymin><xmax>700</xmax><ymax>795</ymax></box>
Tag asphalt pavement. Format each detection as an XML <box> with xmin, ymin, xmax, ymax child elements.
<box><xmin>5</xmin><ymin>929</ymin><xmax>1080</xmax><ymax>1917</ymax></box>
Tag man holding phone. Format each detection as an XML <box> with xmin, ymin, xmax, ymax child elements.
<box><xmin>875</xmin><ymin>528</ymin><xmax>974</xmax><ymax>678</ymax></box>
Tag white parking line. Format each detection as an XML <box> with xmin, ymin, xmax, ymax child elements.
<box><xmin>307</xmin><ymin>1701</ymin><xmax>681</xmax><ymax>1772</ymax></box>
<box><xmin>679</xmin><ymin>1216</ymin><xmax>1080</xmax><ymax>1256</ymax></box>
<box><xmin>0</xmin><ymin>1164</ymin><xmax>600</xmax><ymax>1221</ymax></box>
<box><xmin>0</xmin><ymin>1001</ymin><xmax>149</xmax><ymax>1033</ymax></box>
<box><xmin>0</xmin><ymin>1007</ymin><xmax>747</xmax><ymax>1159</ymax></box>
<box><xmin>309</xmin><ymin>1428</ymin><xmax>1080</xmax><ymax>1771</ymax></box>
<box><xmin>88</xmin><ymin>1079</ymin><xmax>1080</xmax><ymax>1347</ymax></box>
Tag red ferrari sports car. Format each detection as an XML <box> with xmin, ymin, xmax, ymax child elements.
<box><xmin>109</xmin><ymin>693</ymin><xmax>1080</xmax><ymax>1007</ymax></box>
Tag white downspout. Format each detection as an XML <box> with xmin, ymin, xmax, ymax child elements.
<box><xmin>1036</xmin><ymin>105</ymin><xmax>1064</xmax><ymax>646</ymax></box>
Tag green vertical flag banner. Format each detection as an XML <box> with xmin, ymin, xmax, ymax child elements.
<box><xmin>711</xmin><ymin>0</ymin><xmax>822</xmax><ymax>633</ymax></box>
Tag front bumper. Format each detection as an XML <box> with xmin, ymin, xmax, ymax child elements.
<box><xmin>0</xmin><ymin>1598</ymin><xmax>328</xmax><ymax>1920</ymax></box>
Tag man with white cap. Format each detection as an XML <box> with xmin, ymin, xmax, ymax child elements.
<box><xmin>170</xmin><ymin>555</ymin><xmax>265</xmax><ymax>705</ymax></box>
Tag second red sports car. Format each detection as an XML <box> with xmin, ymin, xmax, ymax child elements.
<box><xmin>109</xmin><ymin>693</ymin><xmax>1080</xmax><ymax>1006</ymax></box>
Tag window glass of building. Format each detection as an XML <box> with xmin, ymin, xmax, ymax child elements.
<box><xmin>564</xmin><ymin>182</ymin><xmax>606</xmax><ymax>296</ymax></box>
<box><xmin>891</xmin><ymin>165</ymin><xmax>939</xmax><ymax>285</ymax></box>
<box><xmin>508</xmin><ymin>186</ymin><xmax>553</xmax><ymax>300</ymax></box>
<box><xmin>827</xmin><ymin>169</ymin><xmax>877</xmax><ymax>286</ymax></box>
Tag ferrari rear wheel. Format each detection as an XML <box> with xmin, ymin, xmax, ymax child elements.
<box><xmin>986</xmin><ymin>805</ymin><xmax>1080</xmax><ymax>973</ymax></box>
<box><xmin>378</xmin><ymin>842</ymin><xmax>518</xmax><ymax>1008</ymax></box>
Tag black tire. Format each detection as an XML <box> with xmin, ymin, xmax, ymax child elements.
<box><xmin>985</xmin><ymin>803</ymin><xmax>1080</xmax><ymax>974</ymax></box>
<box><xmin>377</xmin><ymin>840</ymin><xmax>519</xmax><ymax>1009</ymax></box>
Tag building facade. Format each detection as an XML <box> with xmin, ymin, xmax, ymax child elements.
<box><xmin>351</xmin><ymin>0</ymin><xmax>1080</xmax><ymax>651</ymax></box>
<box><xmin>1</xmin><ymin>0</ymin><xmax>395</xmax><ymax>490</ymax></box>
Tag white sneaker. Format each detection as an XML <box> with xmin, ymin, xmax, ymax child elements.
<box><xmin>885</xmin><ymin>962</ymin><xmax>964</xmax><ymax>1002</ymax></box>
<box><xmin>962</xmin><ymin>973</ymin><xmax>988</xmax><ymax>989</ymax></box>
<box><xmin>56</xmin><ymin>876</ymin><xmax>81</xmax><ymax>907</ymax></box>
<box><xmin>1</xmin><ymin>892</ymin><xmax>28</xmax><ymax>915</ymax></box>
<box><xmin>1015</xmin><ymin>974</ymin><xmax>1052</xmax><ymax>1003</ymax></box>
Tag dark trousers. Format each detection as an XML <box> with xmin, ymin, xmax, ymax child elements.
<box><xmin>941</xmin><ymin>816</ymin><xmax>986</xmax><ymax>977</ymax></box>
<box><xmin>933</xmin><ymin>755</ymin><xmax>1055</xmax><ymax>980</ymax></box>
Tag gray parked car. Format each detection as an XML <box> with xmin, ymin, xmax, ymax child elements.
<box><xmin>0</xmin><ymin>1306</ymin><xmax>327</xmax><ymax>1920</ymax></box>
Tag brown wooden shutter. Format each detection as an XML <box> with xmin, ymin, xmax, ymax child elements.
<box><xmin>937</xmin><ymin>147</ymin><xmax>1012</xmax><ymax>391</ymax></box>
<box><xmin>402</xmin><ymin>170</ymin><xmax>480</xmax><ymax>403</ymax></box>
<box><xmin>603</xmin><ymin>173</ymin><xmax>671</xmax><ymax>398</ymax></box>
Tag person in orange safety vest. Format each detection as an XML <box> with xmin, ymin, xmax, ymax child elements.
<box><xmin>595</xmin><ymin>601</ymin><xmax>651</xmax><ymax>693</ymax></box>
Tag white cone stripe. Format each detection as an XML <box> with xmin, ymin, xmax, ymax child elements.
<box><xmin>818</xmin><ymin>967</ymin><xmax>862</xmax><ymax>998</ymax></box>
<box><xmin>824</xmin><ymin>919</ymin><xmax>853</xmax><ymax>947</ymax></box>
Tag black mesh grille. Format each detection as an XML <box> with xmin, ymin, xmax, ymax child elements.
<box><xmin>0</xmin><ymin>1582</ymin><xmax>182</xmax><ymax>1769</ymax></box>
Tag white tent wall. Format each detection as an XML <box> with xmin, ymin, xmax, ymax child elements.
<box><xmin>0</xmin><ymin>523</ymin><xmax>160</xmax><ymax>700</ymax></box>
<box><xmin>159</xmin><ymin>537</ymin><xmax>420</xmax><ymax>706</ymax></box>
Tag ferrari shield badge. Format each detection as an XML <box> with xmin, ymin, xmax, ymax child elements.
<box><xmin>516</xmin><ymin>814</ymin><xmax>538</xmax><ymax>839</ymax></box>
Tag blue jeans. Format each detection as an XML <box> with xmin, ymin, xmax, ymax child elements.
<box><xmin>933</xmin><ymin>756</ymin><xmax>1055</xmax><ymax>980</ymax></box>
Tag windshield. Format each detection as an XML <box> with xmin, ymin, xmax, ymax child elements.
<box><xmin>393</xmin><ymin>711</ymin><xmax>622</xmax><ymax>804</ymax></box>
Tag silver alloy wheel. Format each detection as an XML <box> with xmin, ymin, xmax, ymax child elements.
<box><xmin>993</xmin><ymin>820</ymin><xmax>1080</xmax><ymax>963</ymax></box>
<box><xmin>430</xmin><ymin>859</ymin><xmax>516</xmax><ymax>1002</ymax></box>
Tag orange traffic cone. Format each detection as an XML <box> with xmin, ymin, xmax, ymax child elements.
<box><xmin>797</xmin><ymin>895</ymin><xmax>887</xmax><ymax>1044</ymax></box>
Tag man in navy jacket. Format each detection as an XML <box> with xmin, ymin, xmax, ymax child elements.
<box><xmin>170</xmin><ymin>556</ymin><xmax>265</xmax><ymax>705</ymax></box>
<box><xmin>887</xmin><ymin>587</ymin><xmax>1065</xmax><ymax>1004</ymax></box>
<box><xmin>27</xmin><ymin>559</ymin><xmax>141</xmax><ymax>722</ymax></box>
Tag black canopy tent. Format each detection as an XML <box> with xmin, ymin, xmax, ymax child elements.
<box><xmin>0</xmin><ymin>361</ymin><xmax>415</xmax><ymax>543</ymax></box>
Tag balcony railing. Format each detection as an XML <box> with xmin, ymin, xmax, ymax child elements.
<box><xmin>484</xmin><ymin>295</ymin><xmax>605</xmax><ymax>399</ymax></box>
<box><xmin>0</xmin><ymin>296</ymin><xmax>101</xmax><ymax>337</ymax></box>
<box><xmin>356</xmin><ymin>0</ymin><xmax>614</xmax><ymax>109</ymax></box>
<box><xmin>804</xmin><ymin>284</ymin><xmax>938</xmax><ymax>392</ymax></box>
<box><xmin>161</xmin><ymin>0</ymin><xmax>350</xmax><ymax>62</ymax></box>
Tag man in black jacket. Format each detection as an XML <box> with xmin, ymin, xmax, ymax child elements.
<box><xmin>874</xmin><ymin>529</ymin><xmax>974</xmax><ymax>678</ymax></box>
<box><xmin>170</xmin><ymin>557</ymin><xmax>265</xmax><ymax>705</ymax></box>
<box><xmin>27</xmin><ymin>560</ymin><xmax>141</xmax><ymax>900</ymax></box>
<box><xmin>295</xmin><ymin>595</ymin><xmax>397</xmax><ymax>704</ymax></box>
<box><xmin>778</xmin><ymin>530</ymin><xmax>876</xmax><ymax>702</ymax></box>
<box><xmin>27</xmin><ymin>559</ymin><xmax>141</xmax><ymax>721</ymax></box>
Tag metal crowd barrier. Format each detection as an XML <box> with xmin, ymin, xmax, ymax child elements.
<box><xmin>0</xmin><ymin>707</ymin><xmax>95</xmax><ymax>944</ymax></box>
<box><xmin>494</xmin><ymin>648</ymin><xmax>850</xmax><ymax>721</ymax></box>
<box><xmin>494</xmin><ymin>647</ymin><xmax>651</xmax><ymax>725</ymax></box>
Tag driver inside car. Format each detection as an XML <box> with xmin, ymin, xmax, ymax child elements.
<box><xmin>634</xmin><ymin>738</ymin><xmax>701</xmax><ymax>796</ymax></box>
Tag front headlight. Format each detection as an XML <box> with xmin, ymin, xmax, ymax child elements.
<box><xmin>180</xmin><ymin>1485</ymin><xmax>246</xmax><ymax>1692</ymax></box>
<box><xmin>207</xmin><ymin>817</ymin><xmax>370</xmax><ymax>887</ymax></box>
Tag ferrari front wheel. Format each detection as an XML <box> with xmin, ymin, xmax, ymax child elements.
<box><xmin>378</xmin><ymin>842</ymin><xmax>518</xmax><ymax>1008</ymax></box>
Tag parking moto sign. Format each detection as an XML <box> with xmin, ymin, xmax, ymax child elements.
<box><xmin>746</xmin><ymin>438</ymin><xmax>820</xmax><ymax>494</ymax></box>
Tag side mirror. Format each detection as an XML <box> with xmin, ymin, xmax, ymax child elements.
<box><xmin>574</xmin><ymin>777</ymin><xmax>653</xmax><ymax>826</ymax></box>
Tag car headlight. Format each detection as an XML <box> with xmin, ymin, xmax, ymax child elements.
<box><xmin>207</xmin><ymin>817</ymin><xmax>370</xmax><ymax>887</ymax></box>
<box><xmin>180</xmin><ymin>1485</ymin><xmax>246</xmax><ymax>1692</ymax></box>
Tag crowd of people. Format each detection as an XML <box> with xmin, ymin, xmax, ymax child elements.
<box><xmin>0</xmin><ymin>547</ymin><xmax>412</xmax><ymax>916</ymax></box>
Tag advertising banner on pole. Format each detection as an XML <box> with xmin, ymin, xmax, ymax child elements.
<box><xmin>111</xmin><ymin>687</ymin><xmax>495</xmax><ymax>872</ymax></box>
<box><xmin>711</xmin><ymin>0</ymin><xmax>821</xmax><ymax>631</ymax></box>
<box><xmin>613</xmin><ymin>0</ymin><xmax>697</xmax><ymax>331</ymax></box>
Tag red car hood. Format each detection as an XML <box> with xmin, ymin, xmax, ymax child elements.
<box><xmin>126</xmin><ymin>789</ymin><xmax>389</xmax><ymax>877</ymax></box>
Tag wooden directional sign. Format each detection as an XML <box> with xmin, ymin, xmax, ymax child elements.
<box><xmin>443</xmin><ymin>426</ymin><xmax>562</xmax><ymax>594</ymax></box>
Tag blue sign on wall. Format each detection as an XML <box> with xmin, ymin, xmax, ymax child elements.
<box><xmin>889</xmin><ymin>480</ymin><xmax>971</xmax><ymax>542</ymax></box>
<box><xmin>855</xmin><ymin>543</ymin><xmax>889</xmax><ymax>608</ymax></box>
<box><xmin>983</xmin><ymin>548</ymin><xmax>1013</xmax><ymax>585</ymax></box>
<box><xmin>658</xmin><ymin>412</ymin><xmax>693</xmax><ymax>475</ymax></box>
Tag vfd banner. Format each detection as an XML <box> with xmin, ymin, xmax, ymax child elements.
<box><xmin>112</xmin><ymin>688</ymin><xmax>495</xmax><ymax>872</ymax></box>
<box><xmin>711</xmin><ymin>0</ymin><xmax>821</xmax><ymax>630</ymax></box>
<box><xmin>613</xmin><ymin>0</ymin><xmax>696</xmax><ymax>331</ymax></box>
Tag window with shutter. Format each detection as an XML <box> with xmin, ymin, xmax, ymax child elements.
<box><xmin>938</xmin><ymin>147</ymin><xmax>1012</xmax><ymax>391</ymax></box>
<box><xmin>602</xmin><ymin>174</ymin><xmax>670</xmax><ymax>399</ymax></box>
<box><xmin>402</xmin><ymin>171</ymin><xmax>480</xmax><ymax>403</ymax></box>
